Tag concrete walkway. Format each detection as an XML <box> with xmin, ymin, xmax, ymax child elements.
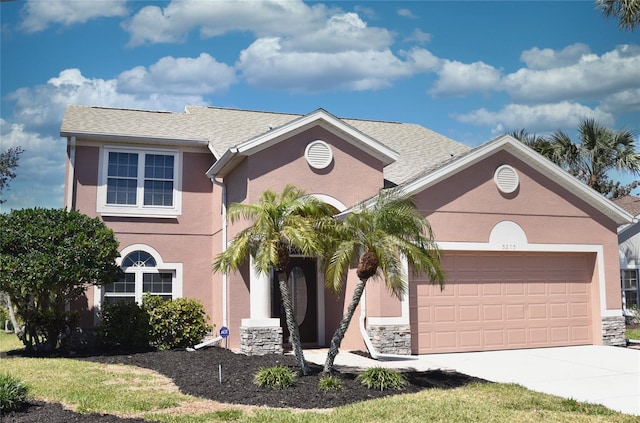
<box><xmin>304</xmin><ymin>346</ymin><xmax>640</xmax><ymax>416</ymax></box>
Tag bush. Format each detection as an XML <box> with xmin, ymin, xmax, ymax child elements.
<box><xmin>143</xmin><ymin>295</ymin><xmax>213</xmax><ymax>350</ymax></box>
<box><xmin>97</xmin><ymin>302</ymin><xmax>151</xmax><ymax>349</ymax></box>
<box><xmin>0</xmin><ymin>373</ymin><xmax>29</xmax><ymax>412</ymax></box>
<box><xmin>0</xmin><ymin>208</ymin><xmax>120</xmax><ymax>351</ymax></box>
<box><xmin>356</xmin><ymin>367</ymin><xmax>406</xmax><ymax>391</ymax></box>
<box><xmin>318</xmin><ymin>375</ymin><xmax>343</xmax><ymax>392</ymax></box>
<box><xmin>254</xmin><ymin>366</ymin><xmax>296</xmax><ymax>390</ymax></box>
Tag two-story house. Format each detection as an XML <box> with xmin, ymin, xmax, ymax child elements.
<box><xmin>60</xmin><ymin>105</ymin><xmax>634</xmax><ymax>354</ymax></box>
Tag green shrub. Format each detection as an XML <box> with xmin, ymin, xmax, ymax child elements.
<box><xmin>0</xmin><ymin>373</ymin><xmax>29</xmax><ymax>412</ymax></box>
<box><xmin>143</xmin><ymin>295</ymin><xmax>213</xmax><ymax>350</ymax></box>
<box><xmin>318</xmin><ymin>375</ymin><xmax>343</xmax><ymax>392</ymax></box>
<box><xmin>356</xmin><ymin>367</ymin><xmax>406</xmax><ymax>391</ymax></box>
<box><xmin>96</xmin><ymin>301</ymin><xmax>151</xmax><ymax>349</ymax></box>
<box><xmin>254</xmin><ymin>366</ymin><xmax>296</xmax><ymax>390</ymax></box>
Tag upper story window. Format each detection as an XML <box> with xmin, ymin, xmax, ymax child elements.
<box><xmin>98</xmin><ymin>147</ymin><xmax>182</xmax><ymax>217</ymax></box>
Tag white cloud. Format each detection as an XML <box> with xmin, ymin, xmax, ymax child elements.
<box><xmin>402</xmin><ymin>47</ymin><xmax>441</xmax><ymax>72</ymax></box>
<box><xmin>404</xmin><ymin>29</ymin><xmax>431</xmax><ymax>45</ymax></box>
<box><xmin>237</xmin><ymin>38</ymin><xmax>413</xmax><ymax>92</ymax></box>
<box><xmin>430</xmin><ymin>60</ymin><xmax>502</xmax><ymax>97</ymax></box>
<box><xmin>600</xmin><ymin>88</ymin><xmax>640</xmax><ymax>113</ymax></box>
<box><xmin>0</xmin><ymin>120</ymin><xmax>66</xmax><ymax>212</ymax></box>
<box><xmin>6</xmin><ymin>56</ymin><xmax>234</xmax><ymax>135</ymax></box>
<box><xmin>503</xmin><ymin>44</ymin><xmax>640</xmax><ymax>103</ymax></box>
<box><xmin>397</xmin><ymin>8</ymin><xmax>417</xmax><ymax>19</ymax></box>
<box><xmin>19</xmin><ymin>0</ymin><xmax>128</xmax><ymax>33</ymax></box>
<box><xmin>453</xmin><ymin>102</ymin><xmax>615</xmax><ymax>133</ymax></box>
<box><xmin>118</xmin><ymin>53</ymin><xmax>236</xmax><ymax>95</ymax></box>
<box><xmin>124</xmin><ymin>0</ymin><xmax>393</xmax><ymax>52</ymax></box>
<box><xmin>123</xmin><ymin>0</ymin><xmax>329</xmax><ymax>46</ymax></box>
<box><xmin>520</xmin><ymin>43</ymin><xmax>591</xmax><ymax>70</ymax></box>
<box><xmin>281</xmin><ymin>12</ymin><xmax>393</xmax><ymax>53</ymax></box>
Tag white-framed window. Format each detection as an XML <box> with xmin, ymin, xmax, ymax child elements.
<box><xmin>101</xmin><ymin>246</ymin><xmax>182</xmax><ymax>306</ymax></box>
<box><xmin>622</xmin><ymin>269</ymin><xmax>639</xmax><ymax>310</ymax></box>
<box><xmin>97</xmin><ymin>147</ymin><xmax>182</xmax><ymax>217</ymax></box>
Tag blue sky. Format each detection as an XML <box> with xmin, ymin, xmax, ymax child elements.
<box><xmin>1</xmin><ymin>0</ymin><xmax>639</xmax><ymax>212</ymax></box>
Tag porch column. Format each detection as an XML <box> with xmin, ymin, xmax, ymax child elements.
<box><xmin>248</xmin><ymin>257</ymin><xmax>272</xmax><ymax>321</ymax></box>
<box><xmin>240</xmin><ymin>257</ymin><xmax>282</xmax><ymax>355</ymax></box>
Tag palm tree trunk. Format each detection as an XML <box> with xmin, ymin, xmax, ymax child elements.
<box><xmin>323</xmin><ymin>277</ymin><xmax>367</xmax><ymax>374</ymax></box>
<box><xmin>277</xmin><ymin>273</ymin><xmax>309</xmax><ymax>376</ymax></box>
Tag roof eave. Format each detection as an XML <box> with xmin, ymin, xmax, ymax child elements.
<box><xmin>60</xmin><ymin>131</ymin><xmax>210</xmax><ymax>148</ymax></box>
<box><xmin>205</xmin><ymin>148</ymin><xmax>240</xmax><ymax>178</ymax></box>
<box><xmin>236</xmin><ymin>109</ymin><xmax>399</xmax><ymax>165</ymax></box>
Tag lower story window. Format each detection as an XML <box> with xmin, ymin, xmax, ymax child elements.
<box><xmin>103</xmin><ymin>250</ymin><xmax>175</xmax><ymax>305</ymax></box>
<box><xmin>622</xmin><ymin>269</ymin><xmax>639</xmax><ymax>310</ymax></box>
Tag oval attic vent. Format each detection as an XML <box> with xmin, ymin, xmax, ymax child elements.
<box><xmin>305</xmin><ymin>140</ymin><xmax>333</xmax><ymax>169</ymax></box>
<box><xmin>494</xmin><ymin>165</ymin><xmax>519</xmax><ymax>194</ymax></box>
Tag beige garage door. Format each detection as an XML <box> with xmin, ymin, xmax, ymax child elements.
<box><xmin>411</xmin><ymin>252</ymin><xmax>593</xmax><ymax>354</ymax></box>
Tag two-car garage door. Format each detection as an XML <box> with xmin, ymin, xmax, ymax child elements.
<box><xmin>411</xmin><ymin>252</ymin><xmax>594</xmax><ymax>354</ymax></box>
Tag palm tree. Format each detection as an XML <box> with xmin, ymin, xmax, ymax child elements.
<box><xmin>548</xmin><ymin>119</ymin><xmax>640</xmax><ymax>194</ymax></box>
<box><xmin>596</xmin><ymin>0</ymin><xmax>640</xmax><ymax>31</ymax></box>
<box><xmin>510</xmin><ymin>119</ymin><xmax>640</xmax><ymax>198</ymax></box>
<box><xmin>213</xmin><ymin>185</ymin><xmax>334</xmax><ymax>375</ymax></box>
<box><xmin>322</xmin><ymin>188</ymin><xmax>445</xmax><ymax>374</ymax></box>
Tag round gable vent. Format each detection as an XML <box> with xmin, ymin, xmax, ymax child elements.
<box><xmin>305</xmin><ymin>140</ymin><xmax>333</xmax><ymax>169</ymax></box>
<box><xmin>494</xmin><ymin>165</ymin><xmax>519</xmax><ymax>194</ymax></box>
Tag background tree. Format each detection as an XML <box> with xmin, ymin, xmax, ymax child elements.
<box><xmin>0</xmin><ymin>146</ymin><xmax>24</xmax><ymax>204</ymax></box>
<box><xmin>322</xmin><ymin>189</ymin><xmax>445</xmax><ymax>374</ymax></box>
<box><xmin>0</xmin><ymin>208</ymin><xmax>120</xmax><ymax>351</ymax></box>
<box><xmin>596</xmin><ymin>0</ymin><xmax>640</xmax><ymax>31</ymax></box>
<box><xmin>213</xmin><ymin>185</ymin><xmax>334</xmax><ymax>375</ymax></box>
<box><xmin>510</xmin><ymin>118</ymin><xmax>640</xmax><ymax>199</ymax></box>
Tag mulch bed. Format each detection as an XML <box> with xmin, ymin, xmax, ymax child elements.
<box><xmin>1</xmin><ymin>346</ymin><xmax>485</xmax><ymax>422</ymax></box>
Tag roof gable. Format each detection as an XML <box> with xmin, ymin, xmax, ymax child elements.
<box><xmin>401</xmin><ymin>134</ymin><xmax>634</xmax><ymax>226</ymax></box>
<box><xmin>206</xmin><ymin>108</ymin><xmax>399</xmax><ymax>178</ymax></box>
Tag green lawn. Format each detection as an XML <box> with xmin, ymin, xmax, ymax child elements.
<box><xmin>1</xmin><ymin>332</ymin><xmax>638</xmax><ymax>423</ymax></box>
<box><xmin>627</xmin><ymin>327</ymin><xmax>640</xmax><ymax>341</ymax></box>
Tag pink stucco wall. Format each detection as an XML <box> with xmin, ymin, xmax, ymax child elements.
<box><xmin>413</xmin><ymin>151</ymin><xmax>621</xmax><ymax>314</ymax></box>
<box><xmin>70</xmin><ymin>143</ymin><xmax>218</xmax><ymax>328</ymax></box>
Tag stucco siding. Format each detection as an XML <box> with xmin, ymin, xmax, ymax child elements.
<box><xmin>413</xmin><ymin>151</ymin><xmax>622</xmax><ymax>314</ymax></box>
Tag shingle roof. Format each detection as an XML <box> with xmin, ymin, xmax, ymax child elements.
<box><xmin>60</xmin><ymin>104</ymin><xmax>471</xmax><ymax>185</ymax></box>
<box><xmin>613</xmin><ymin>195</ymin><xmax>640</xmax><ymax>217</ymax></box>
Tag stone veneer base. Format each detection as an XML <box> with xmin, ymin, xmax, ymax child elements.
<box><xmin>367</xmin><ymin>324</ymin><xmax>411</xmax><ymax>355</ymax></box>
<box><xmin>601</xmin><ymin>316</ymin><xmax>626</xmax><ymax>347</ymax></box>
<box><xmin>239</xmin><ymin>326</ymin><xmax>283</xmax><ymax>355</ymax></box>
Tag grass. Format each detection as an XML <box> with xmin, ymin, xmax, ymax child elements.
<box><xmin>626</xmin><ymin>326</ymin><xmax>640</xmax><ymax>340</ymax></box>
<box><xmin>1</xmin><ymin>332</ymin><xmax>638</xmax><ymax>422</ymax></box>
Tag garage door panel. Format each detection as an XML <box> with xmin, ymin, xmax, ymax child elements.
<box><xmin>481</xmin><ymin>282</ymin><xmax>501</xmax><ymax>296</ymax></box>
<box><xmin>528</xmin><ymin>304</ymin><xmax>547</xmax><ymax>319</ymax></box>
<box><xmin>411</xmin><ymin>252</ymin><xmax>593</xmax><ymax>354</ymax></box>
<box><xmin>483</xmin><ymin>304</ymin><xmax>503</xmax><ymax>320</ymax></box>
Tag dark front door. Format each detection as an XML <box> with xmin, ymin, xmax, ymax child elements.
<box><xmin>272</xmin><ymin>256</ymin><xmax>318</xmax><ymax>345</ymax></box>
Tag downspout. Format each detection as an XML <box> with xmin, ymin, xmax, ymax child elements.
<box><xmin>212</xmin><ymin>177</ymin><xmax>228</xmax><ymax>329</ymax></box>
<box><xmin>359</xmin><ymin>286</ymin><xmax>417</xmax><ymax>361</ymax></box>
<box><xmin>65</xmin><ymin>136</ymin><xmax>76</xmax><ymax>210</ymax></box>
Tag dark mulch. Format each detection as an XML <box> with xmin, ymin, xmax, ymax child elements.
<box><xmin>1</xmin><ymin>347</ymin><xmax>486</xmax><ymax>422</ymax></box>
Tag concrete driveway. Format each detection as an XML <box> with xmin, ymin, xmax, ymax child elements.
<box><xmin>306</xmin><ymin>345</ymin><xmax>640</xmax><ymax>416</ymax></box>
<box><xmin>416</xmin><ymin>346</ymin><xmax>640</xmax><ymax>416</ymax></box>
